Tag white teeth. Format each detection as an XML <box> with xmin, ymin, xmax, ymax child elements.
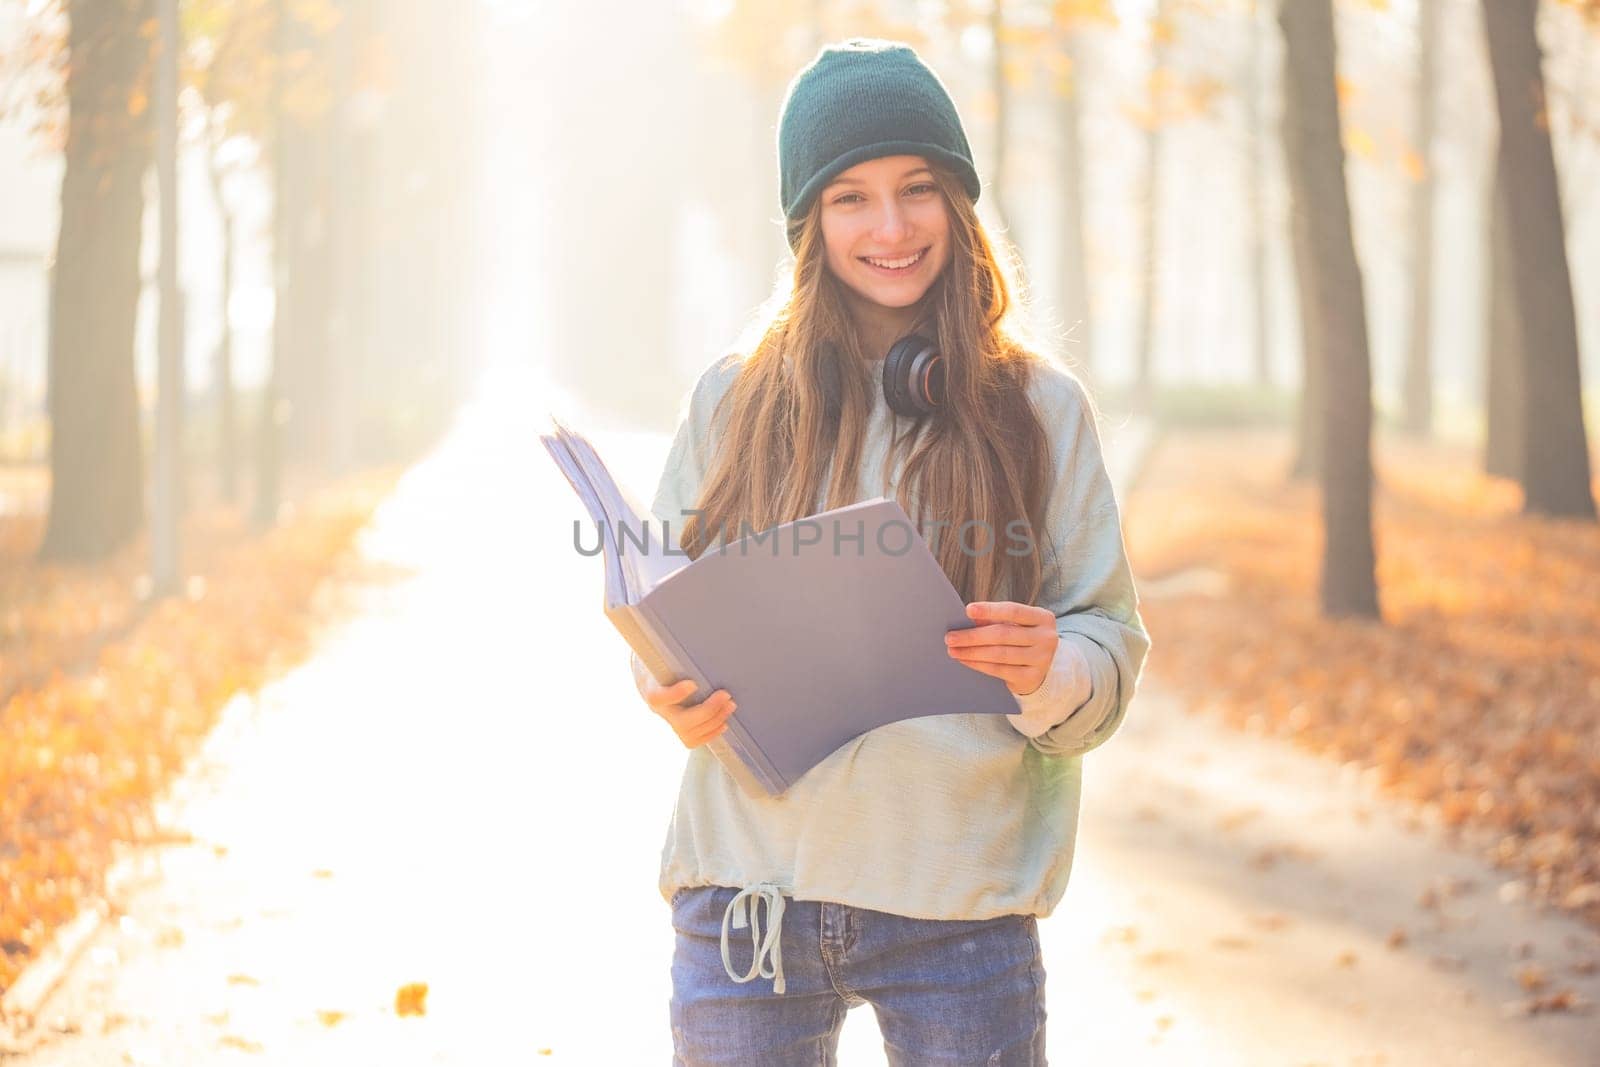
<box><xmin>864</xmin><ymin>249</ymin><xmax>925</xmax><ymax>270</ymax></box>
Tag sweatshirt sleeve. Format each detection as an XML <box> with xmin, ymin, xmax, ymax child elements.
<box><xmin>1005</xmin><ymin>640</ymin><xmax>1093</xmax><ymax>738</ymax></box>
<box><xmin>1011</xmin><ymin>366</ymin><xmax>1152</xmax><ymax>759</ymax></box>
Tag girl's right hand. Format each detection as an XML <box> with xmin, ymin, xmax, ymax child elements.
<box><xmin>641</xmin><ymin>676</ymin><xmax>738</xmax><ymax>750</ymax></box>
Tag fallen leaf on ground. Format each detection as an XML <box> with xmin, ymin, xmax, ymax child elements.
<box><xmin>1101</xmin><ymin>925</ymin><xmax>1138</xmax><ymax>945</ymax></box>
<box><xmin>1501</xmin><ymin>990</ymin><xmax>1592</xmax><ymax>1017</ymax></box>
<box><xmin>1136</xmin><ymin>949</ymin><xmax>1182</xmax><ymax>967</ymax></box>
<box><xmin>395</xmin><ymin>982</ymin><xmax>429</xmax><ymax>1017</ymax></box>
<box><xmin>1514</xmin><ymin>963</ymin><xmax>1549</xmax><ymax>991</ymax></box>
<box><xmin>1217</xmin><ymin>807</ymin><xmax>1261</xmax><ymax>831</ymax></box>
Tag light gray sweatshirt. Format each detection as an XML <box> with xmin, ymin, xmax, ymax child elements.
<box><xmin>643</xmin><ymin>351</ymin><xmax>1151</xmax><ymax>995</ymax></box>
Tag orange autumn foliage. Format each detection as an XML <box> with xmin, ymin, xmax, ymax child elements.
<box><xmin>1124</xmin><ymin>427</ymin><xmax>1600</xmax><ymax>932</ymax></box>
<box><xmin>0</xmin><ymin>468</ymin><xmax>399</xmax><ymax>995</ymax></box>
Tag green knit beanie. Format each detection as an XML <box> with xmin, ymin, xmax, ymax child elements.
<box><xmin>777</xmin><ymin>38</ymin><xmax>982</xmax><ymax>250</ymax></box>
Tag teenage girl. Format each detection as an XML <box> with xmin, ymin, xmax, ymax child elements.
<box><xmin>632</xmin><ymin>37</ymin><xmax>1151</xmax><ymax>1067</ymax></box>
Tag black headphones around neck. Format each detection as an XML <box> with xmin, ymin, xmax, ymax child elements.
<box><xmin>881</xmin><ymin>333</ymin><xmax>945</xmax><ymax>417</ymax></box>
<box><xmin>817</xmin><ymin>335</ymin><xmax>946</xmax><ymax>418</ymax></box>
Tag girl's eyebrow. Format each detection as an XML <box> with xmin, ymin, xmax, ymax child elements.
<box><xmin>827</xmin><ymin>167</ymin><xmax>933</xmax><ymax>188</ymax></box>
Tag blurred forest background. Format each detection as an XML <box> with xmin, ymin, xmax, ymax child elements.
<box><xmin>0</xmin><ymin>0</ymin><xmax>1597</xmax><ymax>560</ymax></box>
<box><xmin>1</xmin><ymin>0</ymin><xmax>1599</xmax><ymax>1020</ymax></box>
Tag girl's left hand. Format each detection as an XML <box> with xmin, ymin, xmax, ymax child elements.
<box><xmin>944</xmin><ymin>601</ymin><xmax>1060</xmax><ymax>697</ymax></box>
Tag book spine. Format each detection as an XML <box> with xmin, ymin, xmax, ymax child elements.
<box><xmin>607</xmin><ymin>601</ymin><xmax>781</xmax><ymax>798</ymax></box>
<box><xmin>607</xmin><ymin>600</ymin><xmax>678</xmax><ymax>689</ymax></box>
<box><xmin>629</xmin><ymin>597</ymin><xmax>789</xmax><ymax>797</ymax></box>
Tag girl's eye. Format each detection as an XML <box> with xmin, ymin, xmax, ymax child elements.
<box><xmin>832</xmin><ymin>184</ymin><xmax>935</xmax><ymax>206</ymax></box>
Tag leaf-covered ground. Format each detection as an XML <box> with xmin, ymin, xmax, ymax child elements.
<box><xmin>0</xmin><ymin>470</ymin><xmax>398</xmax><ymax>994</ymax></box>
<box><xmin>1123</xmin><ymin>426</ymin><xmax>1600</xmax><ymax>933</ymax></box>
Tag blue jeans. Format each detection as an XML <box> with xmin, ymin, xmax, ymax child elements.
<box><xmin>668</xmin><ymin>884</ymin><xmax>1048</xmax><ymax>1066</ymax></box>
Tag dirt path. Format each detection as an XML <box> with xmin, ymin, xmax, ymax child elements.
<box><xmin>1043</xmin><ymin>675</ymin><xmax>1600</xmax><ymax>1065</ymax></box>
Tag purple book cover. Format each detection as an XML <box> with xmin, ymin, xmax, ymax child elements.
<box><xmin>637</xmin><ymin>497</ymin><xmax>1021</xmax><ymax>793</ymax></box>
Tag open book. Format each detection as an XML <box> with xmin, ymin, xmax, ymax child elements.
<box><xmin>539</xmin><ymin>415</ymin><xmax>1021</xmax><ymax>798</ymax></box>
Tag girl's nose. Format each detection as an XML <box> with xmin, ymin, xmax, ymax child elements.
<box><xmin>871</xmin><ymin>201</ymin><xmax>913</xmax><ymax>243</ymax></box>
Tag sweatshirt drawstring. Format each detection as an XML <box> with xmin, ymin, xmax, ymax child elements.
<box><xmin>720</xmin><ymin>882</ymin><xmax>787</xmax><ymax>995</ymax></box>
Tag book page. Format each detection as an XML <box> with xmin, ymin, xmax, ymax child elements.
<box><xmin>546</xmin><ymin>417</ymin><xmax>688</xmax><ymax>602</ymax></box>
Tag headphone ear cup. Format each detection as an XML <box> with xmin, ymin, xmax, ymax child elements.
<box><xmin>883</xmin><ymin>334</ymin><xmax>943</xmax><ymax>417</ymax></box>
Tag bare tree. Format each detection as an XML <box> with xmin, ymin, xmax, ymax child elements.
<box><xmin>1133</xmin><ymin>0</ymin><xmax>1171</xmax><ymax>410</ymax></box>
<box><xmin>991</xmin><ymin>0</ymin><xmax>1013</xmax><ymax>232</ymax></box>
<box><xmin>254</xmin><ymin>0</ymin><xmax>288</xmax><ymax>531</ymax></box>
<box><xmin>151</xmin><ymin>0</ymin><xmax>184</xmax><ymax>596</ymax></box>
<box><xmin>1056</xmin><ymin>24</ymin><xmax>1092</xmax><ymax>377</ymax></box>
<box><xmin>1280</xmin><ymin>0</ymin><xmax>1380</xmax><ymax>619</ymax></box>
<box><xmin>1480</xmin><ymin>0</ymin><xmax>1596</xmax><ymax>519</ymax></box>
<box><xmin>202</xmin><ymin>109</ymin><xmax>241</xmax><ymax>503</ymax></box>
<box><xmin>1402</xmin><ymin>0</ymin><xmax>1438</xmax><ymax>437</ymax></box>
<box><xmin>1245</xmin><ymin>0</ymin><xmax>1270</xmax><ymax>389</ymax></box>
<box><xmin>1483</xmin><ymin>170</ymin><xmax>1524</xmax><ymax>481</ymax></box>
<box><xmin>39</xmin><ymin>0</ymin><xmax>156</xmax><ymax>562</ymax></box>
<box><xmin>1287</xmin><ymin>178</ymin><xmax>1322</xmax><ymax>483</ymax></box>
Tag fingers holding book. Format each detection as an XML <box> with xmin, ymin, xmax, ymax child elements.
<box><xmin>944</xmin><ymin>600</ymin><xmax>1060</xmax><ymax>697</ymax></box>
<box><xmin>640</xmin><ymin>676</ymin><xmax>739</xmax><ymax>750</ymax></box>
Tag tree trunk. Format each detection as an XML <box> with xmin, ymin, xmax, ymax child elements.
<box><xmin>1057</xmin><ymin>29</ymin><xmax>1092</xmax><ymax>378</ymax></box>
<box><xmin>38</xmin><ymin>0</ymin><xmax>156</xmax><ymax>563</ymax></box>
<box><xmin>1288</xmin><ymin>192</ymin><xmax>1322</xmax><ymax>482</ymax></box>
<box><xmin>1280</xmin><ymin>0</ymin><xmax>1380</xmax><ymax>619</ymax></box>
<box><xmin>255</xmin><ymin>0</ymin><xmax>288</xmax><ymax>531</ymax></box>
<box><xmin>281</xmin><ymin>110</ymin><xmax>337</xmax><ymax>473</ymax></box>
<box><xmin>279</xmin><ymin>113</ymin><xmax>333</xmax><ymax>471</ymax></box>
<box><xmin>1483</xmin><ymin>165</ymin><xmax>1524</xmax><ymax>481</ymax></box>
<box><xmin>1402</xmin><ymin>0</ymin><xmax>1438</xmax><ymax>436</ymax></box>
<box><xmin>1134</xmin><ymin>0</ymin><xmax>1170</xmax><ymax>411</ymax></box>
<box><xmin>326</xmin><ymin>0</ymin><xmax>380</xmax><ymax>473</ymax></box>
<box><xmin>991</xmin><ymin>0</ymin><xmax>1011</xmax><ymax>233</ymax></box>
<box><xmin>205</xmin><ymin>134</ymin><xmax>239</xmax><ymax>504</ymax></box>
<box><xmin>151</xmin><ymin>0</ymin><xmax>183</xmax><ymax>597</ymax></box>
<box><xmin>274</xmin><ymin>0</ymin><xmax>337</xmax><ymax>474</ymax></box>
<box><xmin>1246</xmin><ymin>0</ymin><xmax>1270</xmax><ymax>389</ymax></box>
<box><xmin>1480</xmin><ymin>0</ymin><xmax>1596</xmax><ymax>519</ymax></box>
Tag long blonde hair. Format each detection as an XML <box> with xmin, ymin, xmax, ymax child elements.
<box><xmin>679</xmin><ymin>161</ymin><xmax>1054</xmax><ymax>605</ymax></box>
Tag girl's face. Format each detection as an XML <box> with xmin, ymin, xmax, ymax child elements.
<box><xmin>818</xmin><ymin>154</ymin><xmax>952</xmax><ymax>315</ymax></box>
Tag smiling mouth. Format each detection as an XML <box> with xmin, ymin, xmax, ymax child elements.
<box><xmin>860</xmin><ymin>247</ymin><xmax>929</xmax><ymax>273</ymax></box>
